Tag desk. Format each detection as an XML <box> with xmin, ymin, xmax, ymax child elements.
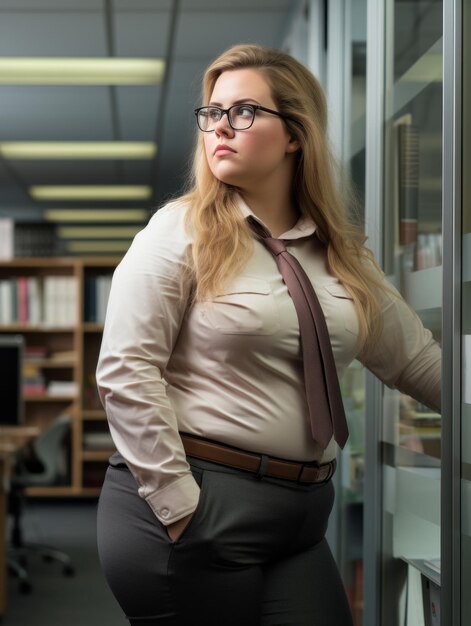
<box><xmin>0</xmin><ymin>426</ymin><xmax>40</xmax><ymax>617</ymax></box>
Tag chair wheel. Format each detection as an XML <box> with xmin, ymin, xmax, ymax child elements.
<box><xmin>19</xmin><ymin>580</ymin><xmax>32</xmax><ymax>594</ymax></box>
<box><xmin>64</xmin><ymin>565</ymin><xmax>75</xmax><ymax>577</ymax></box>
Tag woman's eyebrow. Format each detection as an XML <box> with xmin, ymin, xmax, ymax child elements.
<box><xmin>208</xmin><ymin>98</ymin><xmax>261</xmax><ymax>106</ymax></box>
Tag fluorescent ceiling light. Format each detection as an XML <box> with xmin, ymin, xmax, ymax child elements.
<box><xmin>0</xmin><ymin>58</ymin><xmax>165</xmax><ymax>85</ymax></box>
<box><xmin>65</xmin><ymin>240</ymin><xmax>131</xmax><ymax>253</ymax></box>
<box><xmin>58</xmin><ymin>226</ymin><xmax>141</xmax><ymax>239</ymax></box>
<box><xmin>30</xmin><ymin>186</ymin><xmax>152</xmax><ymax>200</ymax></box>
<box><xmin>1</xmin><ymin>142</ymin><xmax>157</xmax><ymax>159</ymax></box>
<box><xmin>44</xmin><ymin>209</ymin><xmax>149</xmax><ymax>222</ymax></box>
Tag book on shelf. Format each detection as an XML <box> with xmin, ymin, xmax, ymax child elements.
<box><xmin>14</xmin><ymin>222</ymin><xmax>57</xmax><ymax>257</ymax></box>
<box><xmin>83</xmin><ymin>432</ymin><xmax>115</xmax><ymax>450</ymax></box>
<box><xmin>22</xmin><ymin>360</ymin><xmax>47</xmax><ymax>394</ymax></box>
<box><xmin>0</xmin><ymin>279</ymin><xmax>13</xmax><ymax>323</ymax></box>
<box><xmin>24</xmin><ymin>345</ymin><xmax>48</xmax><ymax>360</ymax></box>
<box><xmin>0</xmin><ymin>274</ymin><xmax>78</xmax><ymax>326</ymax></box>
<box><xmin>0</xmin><ymin>218</ymin><xmax>14</xmax><ymax>259</ymax></box>
<box><xmin>47</xmin><ymin>380</ymin><xmax>78</xmax><ymax>396</ymax></box>
<box><xmin>84</xmin><ymin>273</ymin><xmax>112</xmax><ymax>323</ymax></box>
<box><xmin>43</xmin><ymin>275</ymin><xmax>78</xmax><ymax>326</ymax></box>
<box><xmin>396</xmin><ymin>118</ymin><xmax>419</xmax><ymax>246</ymax></box>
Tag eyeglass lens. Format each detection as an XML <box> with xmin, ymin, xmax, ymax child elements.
<box><xmin>197</xmin><ymin>105</ymin><xmax>255</xmax><ymax>131</ymax></box>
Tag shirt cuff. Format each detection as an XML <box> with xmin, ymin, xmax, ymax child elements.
<box><xmin>144</xmin><ymin>473</ymin><xmax>201</xmax><ymax>526</ymax></box>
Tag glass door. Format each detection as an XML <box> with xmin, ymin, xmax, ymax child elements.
<box><xmin>461</xmin><ymin>1</ymin><xmax>471</xmax><ymax>623</ymax></box>
<box><xmin>381</xmin><ymin>2</ymin><xmax>443</xmax><ymax>624</ymax></box>
<box><xmin>337</xmin><ymin>2</ymin><xmax>368</xmax><ymax>625</ymax></box>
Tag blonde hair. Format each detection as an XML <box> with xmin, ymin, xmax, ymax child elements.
<box><xmin>181</xmin><ymin>43</ymin><xmax>392</xmax><ymax>359</ymax></box>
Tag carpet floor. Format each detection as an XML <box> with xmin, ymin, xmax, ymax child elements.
<box><xmin>3</xmin><ymin>499</ymin><xmax>125</xmax><ymax>625</ymax></box>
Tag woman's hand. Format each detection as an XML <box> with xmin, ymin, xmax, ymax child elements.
<box><xmin>166</xmin><ymin>512</ymin><xmax>194</xmax><ymax>542</ymax></box>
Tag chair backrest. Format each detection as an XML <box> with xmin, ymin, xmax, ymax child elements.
<box><xmin>28</xmin><ymin>414</ymin><xmax>72</xmax><ymax>486</ymax></box>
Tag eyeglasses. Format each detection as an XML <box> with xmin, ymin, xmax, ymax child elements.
<box><xmin>194</xmin><ymin>103</ymin><xmax>297</xmax><ymax>132</ymax></box>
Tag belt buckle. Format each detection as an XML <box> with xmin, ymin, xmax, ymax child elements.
<box><xmin>298</xmin><ymin>461</ymin><xmax>331</xmax><ymax>484</ymax></box>
<box><xmin>298</xmin><ymin>462</ymin><xmax>319</xmax><ymax>483</ymax></box>
<box><xmin>317</xmin><ymin>463</ymin><xmax>331</xmax><ymax>482</ymax></box>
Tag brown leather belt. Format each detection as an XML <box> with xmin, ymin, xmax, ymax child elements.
<box><xmin>180</xmin><ymin>433</ymin><xmax>336</xmax><ymax>484</ymax></box>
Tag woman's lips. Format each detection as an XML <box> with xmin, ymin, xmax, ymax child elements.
<box><xmin>214</xmin><ymin>145</ymin><xmax>236</xmax><ymax>156</ymax></box>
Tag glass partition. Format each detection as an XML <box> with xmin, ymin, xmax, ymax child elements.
<box><xmin>337</xmin><ymin>2</ymin><xmax>367</xmax><ymax>624</ymax></box>
<box><xmin>381</xmin><ymin>1</ymin><xmax>443</xmax><ymax>624</ymax></box>
<box><xmin>462</xmin><ymin>1</ymin><xmax>471</xmax><ymax>623</ymax></box>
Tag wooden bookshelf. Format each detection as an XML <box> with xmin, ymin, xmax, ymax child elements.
<box><xmin>0</xmin><ymin>256</ymin><xmax>121</xmax><ymax>497</ymax></box>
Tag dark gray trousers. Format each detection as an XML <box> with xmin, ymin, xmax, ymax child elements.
<box><xmin>97</xmin><ymin>456</ymin><xmax>353</xmax><ymax>626</ymax></box>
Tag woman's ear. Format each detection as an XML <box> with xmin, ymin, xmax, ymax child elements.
<box><xmin>286</xmin><ymin>135</ymin><xmax>301</xmax><ymax>154</ymax></box>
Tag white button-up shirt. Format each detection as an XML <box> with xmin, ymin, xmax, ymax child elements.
<box><xmin>96</xmin><ymin>196</ymin><xmax>441</xmax><ymax>525</ymax></box>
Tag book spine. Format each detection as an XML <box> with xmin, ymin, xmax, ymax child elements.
<box><xmin>17</xmin><ymin>276</ymin><xmax>29</xmax><ymax>323</ymax></box>
<box><xmin>397</xmin><ymin>123</ymin><xmax>419</xmax><ymax>246</ymax></box>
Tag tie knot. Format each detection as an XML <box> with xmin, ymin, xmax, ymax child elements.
<box><xmin>263</xmin><ymin>237</ymin><xmax>287</xmax><ymax>256</ymax></box>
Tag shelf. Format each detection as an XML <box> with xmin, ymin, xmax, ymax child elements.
<box><xmin>25</xmin><ymin>358</ymin><xmax>76</xmax><ymax>369</ymax></box>
<box><xmin>24</xmin><ymin>485</ymin><xmax>77</xmax><ymax>497</ymax></box>
<box><xmin>24</xmin><ymin>393</ymin><xmax>77</xmax><ymax>402</ymax></box>
<box><xmin>82</xmin><ymin>409</ymin><xmax>106</xmax><ymax>420</ymax></box>
<box><xmin>83</xmin><ymin>323</ymin><xmax>105</xmax><ymax>333</ymax></box>
<box><xmin>392</xmin><ymin>37</ymin><xmax>442</xmax><ymax>116</ymax></box>
<box><xmin>82</xmin><ymin>256</ymin><xmax>121</xmax><ymax>267</ymax></box>
<box><xmin>0</xmin><ymin>258</ymin><xmax>78</xmax><ymax>268</ymax></box>
<box><xmin>82</xmin><ymin>449</ymin><xmax>114</xmax><ymax>461</ymax></box>
<box><xmin>0</xmin><ymin>324</ymin><xmax>75</xmax><ymax>333</ymax></box>
<box><xmin>401</xmin><ymin>557</ymin><xmax>441</xmax><ymax>587</ymax></box>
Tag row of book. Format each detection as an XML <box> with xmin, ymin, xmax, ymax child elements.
<box><xmin>0</xmin><ymin>275</ymin><xmax>78</xmax><ymax>326</ymax></box>
<box><xmin>23</xmin><ymin>374</ymin><xmax>78</xmax><ymax>397</ymax></box>
<box><xmin>23</xmin><ymin>346</ymin><xmax>78</xmax><ymax>396</ymax></box>
<box><xmin>0</xmin><ymin>218</ymin><xmax>58</xmax><ymax>258</ymax></box>
<box><xmin>84</xmin><ymin>274</ymin><xmax>112</xmax><ymax>323</ymax></box>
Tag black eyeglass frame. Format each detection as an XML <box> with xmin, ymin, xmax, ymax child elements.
<box><xmin>194</xmin><ymin>103</ymin><xmax>298</xmax><ymax>132</ymax></box>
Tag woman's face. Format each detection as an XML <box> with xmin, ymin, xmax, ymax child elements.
<box><xmin>203</xmin><ymin>68</ymin><xmax>299</xmax><ymax>191</ymax></box>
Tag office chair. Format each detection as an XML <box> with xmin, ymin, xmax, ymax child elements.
<box><xmin>8</xmin><ymin>414</ymin><xmax>75</xmax><ymax>593</ymax></box>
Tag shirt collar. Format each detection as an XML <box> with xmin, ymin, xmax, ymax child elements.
<box><xmin>236</xmin><ymin>195</ymin><xmax>318</xmax><ymax>241</ymax></box>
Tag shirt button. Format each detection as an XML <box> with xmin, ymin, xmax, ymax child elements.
<box><xmin>160</xmin><ymin>508</ymin><xmax>170</xmax><ymax>519</ymax></box>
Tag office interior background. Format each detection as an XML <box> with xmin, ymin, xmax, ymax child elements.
<box><xmin>0</xmin><ymin>0</ymin><xmax>469</xmax><ymax>624</ymax></box>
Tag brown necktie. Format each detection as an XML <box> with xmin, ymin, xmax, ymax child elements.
<box><xmin>248</xmin><ymin>216</ymin><xmax>349</xmax><ymax>449</ymax></box>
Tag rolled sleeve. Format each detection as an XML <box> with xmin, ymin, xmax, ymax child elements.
<box><xmin>96</xmin><ymin>202</ymin><xmax>200</xmax><ymax>525</ymax></box>
<box><xmin>359</xmin><ymin>276</ymin><xmax>441</xmax><ymax>413</ymax></box>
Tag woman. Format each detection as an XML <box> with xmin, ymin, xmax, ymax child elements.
<box><xmin>96</xmin><ymin>44</ymin><xmax>440</xmax><ymax>626</ymax></box>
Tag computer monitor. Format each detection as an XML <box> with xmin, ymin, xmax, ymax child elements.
<box><xmin>0</xmin><ymin>334</ymin><xmax>24</xmax><ymax>425</ymax></box>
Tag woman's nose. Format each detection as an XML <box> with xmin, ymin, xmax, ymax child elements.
<box><xmin>214</xmin><ymin>113</ymin><xmax>234</xmax><ymax>137</ymax></box>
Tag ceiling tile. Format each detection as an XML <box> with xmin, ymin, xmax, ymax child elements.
<box><xmin>0</xmin><ymin>1</ymin><xmax>102</xmax><ymax>9</ymax></box>
<box><xmin>180</xmin><ymin>0</ymin><xmax>293</xmax><ymax>9</ymax></box>
<box><xmin>114</xmin><ymin>0</ymin><xmax>173</xmax><ymax>9</ymax></box>
<box><xmin>175</xmin><ymin>11</ymin><xmax>288</xmax><ymax>59</ymax></box>
<box><xmin>10</xmin><ymin>160</ymin><xmax>119</xmax><ymax>185</ymax></box>
<box><xmin>121</xmin><ymin>161</ymin><xmax>155</xmax><ymax>185</ymax></box>
<box><xmin>116</xmin><ymin>85</ymin><xmax>161</xmax><ymax>140</ymax></box>
<box><xmin>0</xmin><ymin>87</ymin><xmax>113</xmax><ymax>141</ymax></box>
<box><xmin>0</xmin><ymin>13</ymin><xmax>107</xmax><ymax>56</ymax></box>
<box><xmin>115</xmin><ymin>11</ymin><xmax>171</xmax><ymax>56</ymax></box>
